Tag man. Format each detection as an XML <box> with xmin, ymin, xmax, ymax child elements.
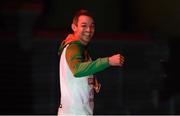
<box><xmin>58</xmin><ymin>9</ymin><xmax>124</xmax><ymax>115</ymax></box>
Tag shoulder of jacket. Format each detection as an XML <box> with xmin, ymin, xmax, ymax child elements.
<box><xmin>67</xmin><ymin>41</ymin><xmax>84</xmax><ymax>50</ymax></box>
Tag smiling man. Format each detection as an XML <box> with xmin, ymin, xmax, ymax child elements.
<box><xmin>58</xmin><ymin>9</ymin><xmax>125</xmax><ymax>115</ymax></box>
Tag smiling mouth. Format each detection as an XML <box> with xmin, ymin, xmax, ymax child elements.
<box><xmin>83</xmin><ymin>33</ymin><xmax>90</xmax><ymax>36</ymax></box>
<box><xmin>83</xmin><ymin>35</ymin><xmax>91</xmax><ymax>38</ymax></box>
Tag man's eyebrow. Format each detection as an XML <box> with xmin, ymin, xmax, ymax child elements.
<box><xmin>81</xmin><ymin>22</ymin><xmax>95</xmax><ymax>25</ymax></box>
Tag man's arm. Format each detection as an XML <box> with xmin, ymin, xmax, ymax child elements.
<box><xmin>66</xmin><ymin>43</ymin><xmax>110</xmax><ymax>77</ymax></box>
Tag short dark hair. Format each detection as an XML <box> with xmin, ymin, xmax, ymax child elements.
<box><xmin>72</xmin><ymin>9</ymin><xmax>94</xmax><ymax>25</ymax></box>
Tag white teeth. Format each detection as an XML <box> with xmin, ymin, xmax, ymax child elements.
<box><xmin>84</xmin><ymin>34</ymin><xmax>89</xmax><ymax>36</ymax></box>
<box><xmin>84</xmin><ymin>33</ymin><xmax>90</xmax><ymax>36</ymax></box>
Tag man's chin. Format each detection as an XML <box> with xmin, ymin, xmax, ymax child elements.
<box><xmin>85</xmin><ymin>38</ymin><xmax>91</xmax><ymax>43</ymax></box>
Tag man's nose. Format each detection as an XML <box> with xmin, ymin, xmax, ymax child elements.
<box><xmin>86</xmin><ymin>27</ymin><xmax>91</xmax><ymax>32</ymax></box>
<box><xmin>86</xmin><ymin>26</ymin><xmax>94</xmax><ymax>32</ymax></box>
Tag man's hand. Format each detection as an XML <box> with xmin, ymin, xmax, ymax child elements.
<box><xmin>108</xmin><ymin>54</ymin><xmax>124</xmax><ymax>66</ymax></box>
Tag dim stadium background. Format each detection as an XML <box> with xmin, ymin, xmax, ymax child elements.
<box><xmin>0</xmin><ymin>0</ymin><xmax>180</xmax><ymax>114</ymax></box>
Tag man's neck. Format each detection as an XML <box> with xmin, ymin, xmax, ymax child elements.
<box><xmin>73</xmin><ymin>34</ymin><xmax>88</xmax><ymax>46</ymax></box>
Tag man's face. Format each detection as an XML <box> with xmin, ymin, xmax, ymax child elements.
<box><xmin>72</xmin><ymin>15</ymin><xmax>95</xmax><ymax>45</ymax></box>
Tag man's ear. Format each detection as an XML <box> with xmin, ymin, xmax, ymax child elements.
<box><xmin>71</xmin><ymin>23</ymin><xmax>77</xmax><ymax>32</ymax></box>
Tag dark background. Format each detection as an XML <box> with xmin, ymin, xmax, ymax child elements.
<box><xmin>0</xmin><ymin>0</ymin><xmax>180</xmax><ymax>114</ymax></box>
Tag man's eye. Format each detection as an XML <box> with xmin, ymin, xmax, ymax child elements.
<box><xmin>81</xmin><ymin>25</ymin><xmax>87</xmax><ymax>27</ymax></box>
<box><xmin>91</xmin><ymin>25</ymin><xmax>95</xmax><ymax>28</ymax></box>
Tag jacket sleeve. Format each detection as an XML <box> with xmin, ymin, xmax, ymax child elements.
<box><xmin>66</xmin><ymin>43</ymin><xmax>110</xmax><ymax>78</ymax></box>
